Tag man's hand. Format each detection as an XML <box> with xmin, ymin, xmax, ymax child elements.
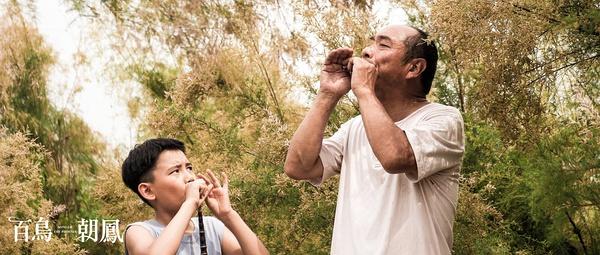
<box><xmin>349</xmin><ymin>57</ymin><xmax>378</xmax><ymax>97</ymax></box>
<box><xmin>184</xmin><ymin>177</ymin><xmax>213</xmax><ymax>209</ymax></box>
<box><xmin>320</xmin><ymin>48</ymin><xmax>354</xmax><ymax>99</ymax></box>
<box><xmin>202</xmin><ymin>170</ymin><xmax>234</xmax><ymax>220</ymax></box>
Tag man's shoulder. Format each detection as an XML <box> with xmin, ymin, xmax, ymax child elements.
<box><xmin>421</xmin><ymin>103</ymin><xmax>463</xmax><ymax>120</ymax></box>
<box><xmin>427</xmin><ymin>102</ymin><xmax>461</xmax><ymax>113</ymax></box>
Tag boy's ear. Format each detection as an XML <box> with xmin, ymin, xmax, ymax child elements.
<box><xmin>138</xmin><ymin>183</ymin><xmax>156</xmax><ymax>202</ymax></box>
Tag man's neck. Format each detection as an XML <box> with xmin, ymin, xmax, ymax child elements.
<box><xmin>375</xmin><ymin>84</ymin><xmax>429</xmax><ymax>122</ymax></box>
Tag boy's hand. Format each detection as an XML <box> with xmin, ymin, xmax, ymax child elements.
<box><xmin>185</xmin><ymin>176</ymin><xmax>214</xmax><ymax>209</ymax></box>
<box><xmin>201</xmin><ymin>170</ymin><xmax>233</xmax><ymax>220</ymax></box>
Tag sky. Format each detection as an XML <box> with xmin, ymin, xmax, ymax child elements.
<box><xmin>24</xmin><ymin>0</ymin><xmax>408</xmax><ymax>153</ymax></box>
<box><xmin>33</xmin><ymin>0</ymin><xmax>139</xmax><ymax>151</ymax></box>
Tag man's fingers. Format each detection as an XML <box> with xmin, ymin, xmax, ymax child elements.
<box><xmin>335</xmin><ymin>48</ymin><xmax>353</xmax><ymax>65</ymax></box>
<box><xmin>346</xmin><ymin>58</ymin><xmax>354</xmax><ymax>73</ymax></box>
<box><xmin>335</xmin><ymin>49</ymin><xmax>346</xmax><ymax>65</ymax></box>
<box><xmin>341</xmin><ymin>57</ymin><xmax>351</xmax><ymax>68</ymax></box>
<box><xmin>324</xmin><ymin>48</ymin><xmax>354</xmax><ymax>66</ymax></box>
<box><xmin>341</xmin><ymin>48</ymin><xmax>353</xmax><ymax>62</ymax></box>
<box><xmin>324</xmin><ymin>49</ymin><xmax>338</xmax><ymax>65</ymax></box>
<box><xmin>352</xmin><ymin>57</ymin><xmax>376</xmax><ymax>69</ymax></box>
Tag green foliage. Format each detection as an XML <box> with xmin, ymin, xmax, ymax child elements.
<box><xmin>422</xmin><ymin>1</ymin><xmax>600</xmax><ymax>253</ymax></box>
<box><xmin>454</xmin><ymin>117</ymin><xmax>600</xmax><ymax>254</ymax></box>
<box><xmin>428</xmin><ymin>0</ymin><xmax>599</xmax><ymax>143</ymax></box>
<box><xmin>0</xmin><ymin>2</ymin><xmax>105</xmax><ymax>249</ymax></box>
<box><xmin>128</xmin><ymin>63</ymin><xmax>179</xmax><ymax>99</ymax></box>
<box><xmin>0</xmin><ymin>128</ymin><xmax>85</xmax><ymax>254</ymax></box>
<box><xmin>523</xmin><ymin>124</ymin><xmax>599</xmax><ymax>254</ymax></box>
<box><xmin>453</xmin><ymin>176</ymin><xmax>514</xmax><ymax>255</ymax></box>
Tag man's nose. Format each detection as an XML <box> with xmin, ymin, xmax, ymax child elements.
<box><xmin>361</xmin><ymin>46</ymin><xmax>372</xmax><ymax>59</ymax></box>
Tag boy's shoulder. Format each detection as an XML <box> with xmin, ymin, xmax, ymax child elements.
<box><xmin>126</xmin><ymin>219</ymin><xmax>161</xmax><ymax>238</ymax></box>
<box><xmin>193</xmin><ymin>216</ymin><xmax>225</xmax><ymax>232</ymax></box>
<box><xmin>126</xmin><ymin>216</ymin><xmax>225</xmax><ymax>238</ymax></box>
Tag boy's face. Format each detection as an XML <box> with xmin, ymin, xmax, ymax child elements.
<box><xmin>141</xmin><ymin>149</ymin><xmax>196</xmax><ymax>213</ymax></box>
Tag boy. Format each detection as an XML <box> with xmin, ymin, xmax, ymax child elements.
<box><xmin>122</xmin><ymin>138</ymin><xmax>269</xmax><ymax>255</ymax></box>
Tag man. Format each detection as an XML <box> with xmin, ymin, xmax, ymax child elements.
<box><xmin>284</xmin><ymin>25</ymin><xmax>464</xmax><ymax>254</ymax></box>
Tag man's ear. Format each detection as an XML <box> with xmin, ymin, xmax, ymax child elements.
<box><xmin>406</xmin><ymin>58</ymin><xmax>427</xmax><ymax>80</ymax></box>
<box><xmin>138</xmin><ymin>183</ymin><xmax>156</xmax><ymax>202</ymax></box>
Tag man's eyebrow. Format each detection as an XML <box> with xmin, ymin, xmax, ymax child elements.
<box><xmin>370</xmin><ymin>35</ymin><xmax>393</xmax><ymax>42</ymax></box>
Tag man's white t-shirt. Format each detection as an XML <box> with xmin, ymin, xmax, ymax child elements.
<box><xmin>311</xmin><ymin>103</ymin><xmax>464</xmax><ymax>255</ymax></box>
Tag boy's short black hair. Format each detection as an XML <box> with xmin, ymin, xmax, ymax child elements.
<box><xmin>121</xmin><ymin>138</ymin><xmax>186</xmax><ymax>206</ymax></box>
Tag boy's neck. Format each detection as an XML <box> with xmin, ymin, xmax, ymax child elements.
<box><xmin>154</xmin><ymin>207</ymin><xmax>195</xmax><ymax>233</ymax></box>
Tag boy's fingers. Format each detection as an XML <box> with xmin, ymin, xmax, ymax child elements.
<box><xmin>198</xmin><ymin>174</ymin><xmax>210</xmax><ymax>185</ymax></box>
<box><xmin>200</xmin><ymin>183</ymin><xmax>214</xmax><ymax>199</ymax></box>
<box><xmin>196</xmin><ymin>174</ymin><xmax>207</xmax><ymax>183</ymax></box>
<box><xmin>221</xmin><ymin>172</ymin><xmax>229</xmax><ymax>189</ymax></box>
<box><xmin>207</xmin><ymin>170</ymin><xmax>221</xmax><ymax>188</ymax></box>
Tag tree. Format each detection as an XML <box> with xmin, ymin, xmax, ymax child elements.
<box><xmin>418</xmin><ymin>0</ymin><xmax>599</xmax><ymax>253</ymax></box>
<box><xmin>0</xmin><ymin>1</ymin><xmax>105</xmax><ymax>240</ymax></box>
<box><xmin>63</xmin><ymin>0</ymin><xmax>599</xmax><ymax>254</ymax></box>
<box><xmin>0</xmin><ymin>128</ymin><xmax>85</xmax><ymax>254</ymax></box>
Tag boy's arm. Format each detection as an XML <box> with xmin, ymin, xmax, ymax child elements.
<box><xmin>125</xmin><ymin>179</ymin><xmax>212</xmax><ymax>255</ymax></box>
<box><xmin>203</xmin><ymin>170</ymin><xmax>269</xmax><ymax>255</ymax></box>
<box><xmin>220</xmin><ymin>211</ymin><xmax>269</xmax><ymax>255</ymax></box>
<box><xmin>125</xmin><ymin>201</ymin><xmax>196</xmax><ymax>255</ymax></box>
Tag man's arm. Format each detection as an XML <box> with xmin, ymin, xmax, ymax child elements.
<box><xmin>284</xmin><ymin>47</ymin><xmax>353</xmax><ymax>180</ymax></box>
<box><xmin>354</xmin><ymin>91</ymin><xmax>417</xmax><ymax>175</ymax></box>
<box><xmin>349</xmin><ymin>57</ymin><xmax>417</xmax><ymax>175</ymax></box>
<box><xmin>283</xmin><ymin>93</ymin><xmax>339</xmax><ymax>180</ymax></box>
<box><xmin>125</xmin><ymin>180</ymin><xmax>212</xmax><ymax>255</ymax></box>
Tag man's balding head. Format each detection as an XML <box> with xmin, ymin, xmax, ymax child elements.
<box><xmin>400</xmin><ymin>25</ymin><xmax>438</xmax><ymax>95</ymax></box>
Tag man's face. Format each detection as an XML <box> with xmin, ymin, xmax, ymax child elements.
<box><xmin>145</xmin><ymin>149</ymin><xmax>196</xmax><ymax>213</ymax></box>
<box><xmin>361</xmin><ymin>25</ymin><xmax>419</xmax><ymax>86</ymax></box>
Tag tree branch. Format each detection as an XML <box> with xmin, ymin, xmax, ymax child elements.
<box><xmin>525</xmin><ymin>54</ymin><xmax>599</xmax><ymax>87</ymax></box>
<box><xmin>250</xmin><ymin>40</ymin><xmax>285</xmax><ymax>123</ymax></box>
<box><xmin>566</xmin><ymin>211</ymin><xmax>588</xmax><ymax>255</ymax></box>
